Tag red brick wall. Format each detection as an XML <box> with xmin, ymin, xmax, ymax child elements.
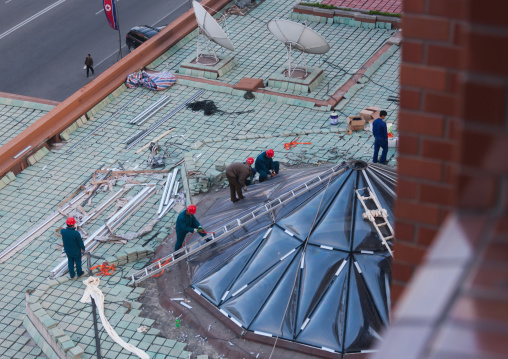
<box><xmin>396</xmin><ymin>0</ymin><xmax>508</xmax><ymax>302</ymax></box>
<box><xmin>394</xmin><ymin>0</ymin><xmax>468</xmax><ymax>301</ymax></box>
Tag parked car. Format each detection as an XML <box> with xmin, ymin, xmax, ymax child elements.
<box><xmin>125</xmin><ymin>25</ymin><xmax>165</xmax><ymax>52</ymax></box>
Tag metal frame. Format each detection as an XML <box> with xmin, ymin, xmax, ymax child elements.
<box><xmin>130</xmin><ymin>95</ymin><xmax>171</xmax><ymax>125</ymax></box>
<box><xmin>128</xmin><ymin>163</ymin><xmax>348</xmax><ymax>285</ymax></box>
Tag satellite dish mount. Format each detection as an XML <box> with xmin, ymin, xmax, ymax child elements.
<box><xmin>196</xmin><ymin>29</ymin><xmax>220</xmax><ymax>65</ymax></box>
<box><xmin>284</xmin><ymin>41</ymin><xmax>308</xmax><ymax>79</ymax></box>
<box><xmin>267</xmin><ymin>19</ymin><xmax>330</xmax><ymax>80</ymax></box>
<box><xmin>192</xmin><ymin>1</ymin><xmax>235</xmax><ymax>66</ymax></box>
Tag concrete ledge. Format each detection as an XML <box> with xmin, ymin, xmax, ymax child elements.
<box><xmin>292</xmin><ymin>4</ymin><xmax>401</xmax><ymax>29</ymax></box>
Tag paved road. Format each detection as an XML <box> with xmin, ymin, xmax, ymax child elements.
<box><xmin>0</xmin><ymin>0</ymin><xmax>191</xmax><ymax>101</ymax></box>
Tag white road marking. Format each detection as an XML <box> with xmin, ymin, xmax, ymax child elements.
<box><xmin>0</xmin><ymin>0</ymin><xmax>66</xmax><ymax>40</ymax></box>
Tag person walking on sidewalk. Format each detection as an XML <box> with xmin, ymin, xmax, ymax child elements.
<box><xmin>226</xmin><ymin>159</ymin><xmax>253</xmax><ymax>203</ymax></box>
<box><xmin>372</xmin><ymin>110</ymin><xmax>389</xmax><ymax>164</ymax></box>
<box><xmin>85</xmin><ymin>54</ymin><xmax>94</xmax><ymax>77</ymax></box>
<box><xmin>60</xmin><ymin>217</ymin><xmax>86</xmax><ymax>279</ymax></box>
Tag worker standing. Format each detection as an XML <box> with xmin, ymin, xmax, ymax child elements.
<box><xmin>60</xmin><ymin>217</ymin><xmax>86</xmax><ymax>279</ymax></box>
<box><xmin>175</xmin><ymin>205</ymin><xmax>206</xmax><ymax>251</ymax></box>
<box><xmin>372</xmin><ymin>110</ymin><xmax>389</xmax><ymax>164</ymax></box>
<box><xmin>226</xmin><ymin>159</ymin><xmax>253</xmax><ymax>203</ymax></box>
<box><xmin>255</xmin><ymin>149</ymin><xmax>279</xmax><ymax>183</ymax></box>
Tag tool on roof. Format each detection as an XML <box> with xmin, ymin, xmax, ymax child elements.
<box><xmin>284</xmin><ymin>137</ymin><xmax>312</xmax><ymax>150</ymax></box>
<box><xmin>90</xmin><ymin>262</ymin><xmax>116</xmax><ymax>276</ymax></box>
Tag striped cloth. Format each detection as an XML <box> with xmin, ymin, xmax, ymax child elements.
<box><xmin>126</xmin><ymin>71</ymin><xmax>176</xmax><ymax>90</ymax></box>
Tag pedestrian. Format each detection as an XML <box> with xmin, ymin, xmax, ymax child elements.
<box><xmin>174</xmin><ymin>205</ymin><xmax>206</xmax><ymax>251</ymax></box>
<box><xmin>255</xmin><ymin>149</ymin><xmax>279</xmax><ymax>183</ymax></box>
<box><xmin>226</xmin><ymin>159</ymin><xmax>253</xmax><ymax>203</ymax></box>
<box><xmin>60</xmin><ymin>217</ymin><xmax>86</xmax><ymax>279</ymax></box>
<box><xmin>85</xmin><ymin>54</ymin><xmax>94</xmax><ymax>77</ymax></box>
<box><xmin>372</xmin><ymin>110</ymin><xmax>389</xmax><ymax>164</ymax></box>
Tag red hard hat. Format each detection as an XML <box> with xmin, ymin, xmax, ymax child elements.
<box><xmin>246</xmin><ymin>157</ymin><xmax>254</xmax><ymax>165</ymax></box>
<box><xmin>187</xmin><ymin>205</ymin><xmax>197</xmax><ymax>214</ymax></box>
<box><xmin>266</xmin><ymin>149</ymin><xmax>274</xmax><ymax>158</ymax></box>
<box><xmin>66</xmin><ymin>217</ymin><xmax>76</xmax><ymax>226</ymax></box>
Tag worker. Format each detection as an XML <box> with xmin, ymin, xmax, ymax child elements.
<box><xmin>60</xmin><ymin>217</ymin><xmax>86</xmax><ymax>279</ymax></box>
<box><xmin>226</xmin><ymin>159</ymin><xmax>253</xmax><ymax>203</ymax></box>
<box><xmin>175</xmin><ymin>205</ymin><xmax>206</xmax><ymax>251</ymax></box>
<box><xmin>255</xmin><ymin>149</ymin><xmax>279</xmax><ymax>183</ymax></box>
<box><xmin>244</xmin><ymin>157</ymin><xmax>256</xmax><ymax>185</ymax></box>
<box><xmin>372</xmin><ymin>110</ymin><xmax>389</xmax><ymax>164</ymax></box>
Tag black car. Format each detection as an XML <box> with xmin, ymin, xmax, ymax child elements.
<box><xmin>125</xmin><ymin>25</ymin><xmax>164</xmax><ymax>52</ymax></box>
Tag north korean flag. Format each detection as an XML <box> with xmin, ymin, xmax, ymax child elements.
<box><xmin>103</xmin><ymin>0</ymin><xmax>118</xmax><ymax>30</ymax></box>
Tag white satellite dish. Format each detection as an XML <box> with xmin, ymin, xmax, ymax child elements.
<box><xmin>268</xmin><ymin>19</ymin><xmax>330</xmax><ymax>78</ymax></box>
<box><xmin>192</xmin><ymin>1</ymin><xmax>235</xmax><ymax>65</ymax></box>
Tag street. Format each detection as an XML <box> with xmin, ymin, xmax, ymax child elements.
<box><xmin>0</xmin><ymin>0</ymin><xmax>191</xmax><ymax>101</ymax></box>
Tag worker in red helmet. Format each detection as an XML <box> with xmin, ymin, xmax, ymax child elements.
<box><xmin>244</xmin><ymin>157</ymin><xmax>257</xmax><ymax>186</ymax></box>
<box><xmin>60</xmin><ymin>217</ymin><xmax>86</xmax><ymax>279</ymax></box>
<box><xmin>174</xmin><ymin>205</ymin><xmax>206</xmax><ymax>251</ymax></box>
<box><xmin>225</xmin><ymin>161</ymin><xmax>253</xmax><ymax>203</ymax></box>
<box><xmin>255</xmin><ymin>149</ymin><xmax>279</xmax><ymax>183</ymax></box>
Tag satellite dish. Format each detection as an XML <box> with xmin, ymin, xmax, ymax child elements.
<box><xmin>192</xmin><ymin>1</ymin><xmax>235</xmax><ymax>65</ymax></box>
<box><xmin>267</xmin><ymin>19</ymin><xmax>330</xmax><ymax>78</ymax></box>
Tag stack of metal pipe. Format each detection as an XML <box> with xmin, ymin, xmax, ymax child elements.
<box><xmin>157</xmin><ymin>168</ymin><xmax>180</xmax><ymax>220</ymax></box>
<box><xmin>129</xmin><ymin>95</ymin><xmax>171</xmax><ymax>125</ymax></box>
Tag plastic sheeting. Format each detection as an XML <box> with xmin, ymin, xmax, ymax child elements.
<box><xmin>188</xmin><ymin>161</ymin><xmax>396</xmax><ymax>355</ymax></box>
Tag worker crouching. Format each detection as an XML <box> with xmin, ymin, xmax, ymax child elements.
<box><xmin>175</xmin><ymin>205</ymin><xmax>206</xmax><ymax>251</ymax></box>
<box><xmin>226</xmin><ymin>158</ymin><xmax>254</xmax><ymax>203</ymax></box>
<box><xmin>61</xmin><ymin>217</ymin><xmax>86</xmax><ymax>279</ymax></box>
<box><xmin>255</xmin><ymin>149</ymin><xmax>279</xmax><ymax>183</ymax></box>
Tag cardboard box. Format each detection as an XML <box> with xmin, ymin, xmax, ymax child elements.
<box><xmin>347</xmin><ymin>116</ymin><xmax>365</xmax><ymax>131</ymax></box>
<box><xmin>359</xmin><ymin>106</ymin><xmax>381</xmax><ymax>123</ymax></box>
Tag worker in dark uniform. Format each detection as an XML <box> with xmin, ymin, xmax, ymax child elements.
<box><xmin>372</xmin><ymin>110</ymin><xmax>389</xmax><ymax>164</ymax></box>
<box><xmin>226</xmin><ymin>160</ymin><xmax>253</xmax><ymax>203</ymax></box>
<box><xmin>60</xmin><ymin>217</ymin><xmax>86</xmax><ymax>279</ymax></box>
<box><xmin>255</xmin><ymin>149</ymin><xmax>279</xmax><ymax>183</ymax></box>
<box><xmin>174</xmin><ymin>205</ymin><xmax>206</xmax><ymax>251</ymax></box>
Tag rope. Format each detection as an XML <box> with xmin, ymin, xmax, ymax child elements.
<box><xmin>80</xmin><ymin>276</ymin><xmax>150</xmax><ymax>359</ymax></box>
<box><xmin>268</xmin><ymin>174</ymin><xmax>334</xmax><ymax>359</ymax></box>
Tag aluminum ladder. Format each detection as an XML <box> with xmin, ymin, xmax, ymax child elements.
<box><xmin>128</xmin><ymin>164</ymin><xmax>347</xmax><ymax>286</ymax></box>
<box><xmin>356</xmin><ymin>187</ymin><xmax>394</xmax><ymax>257</ymax></box>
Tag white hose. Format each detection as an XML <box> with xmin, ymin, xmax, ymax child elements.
<box><xmin>80</xmin><ymin>277</ymin><xmax>149</xmax><ymax>359</ymax></box>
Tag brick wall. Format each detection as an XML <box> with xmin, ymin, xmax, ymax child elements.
<box><xmin>394</xmin><ymin>0</ymin><xmax>468</xmax><ymax>301</ymax></box>
<box><xmin>396</xmin><ymin>0</ymin><xmax>508</xmax><ymax>302</ymax></box>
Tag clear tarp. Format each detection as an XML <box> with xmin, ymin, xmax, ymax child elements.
<box><xmin>186</xmin><ymin>161</ymin><xmax>396</xmax><ymax>355</ymax></box>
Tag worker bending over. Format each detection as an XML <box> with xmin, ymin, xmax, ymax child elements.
<box><xmin>61</xmin><ymin>217</ymin><xmax>86</xmax><ymax>279</ymax></box>
<box><xmin>175</xmin><ymin>205</ymin><xmax>206</xmax><ymax>251</ymax></box>
<box><xmin>255</xmin><ymin>149</ymin><xmax>279</xmax><ymax>183</ymax></box>
<box><xmin>226</xmin><ymin>158</ymin><xmax>254</xmax><ymax>203</ymax></box>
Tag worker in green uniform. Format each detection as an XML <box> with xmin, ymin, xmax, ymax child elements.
<box><xmin>255</xmin><ymin>149</ymin><xmax>279</xmax><ymax>183</ymax></box>
<box><xmin>175</xmin><ymin>205</ymin><xmax>206</xmax><ymax>251</ymax></box>
<box><xmin>60</xmin><ymin>217</ymin><xmax>86</xmax><ymax>279</ymax></box>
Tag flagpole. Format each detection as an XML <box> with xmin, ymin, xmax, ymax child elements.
<box><xmin>115</xmin><ymin>0</ymin><xmax>122</xmax><ymax>60</ymax></box>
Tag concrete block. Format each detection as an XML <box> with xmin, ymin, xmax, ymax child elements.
<box><xmin>67</xmin><ymin>346</ymin><xmax>84</xmax><ymax>358</ymax></box>
<box><xmin>6</xmin><ymin>171</ymin><xmax>16</xmax><ymax>181</ymax></box>
<box><xmin>27</xmin><ymin>156</ymin><xmax>37</xmax><ymax>166</ymax></box>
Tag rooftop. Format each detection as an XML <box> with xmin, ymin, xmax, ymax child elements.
<box><xmin>0</xmin><ymin>0</ymin><xmax>401</xmax><ymax>358</ymax></box>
